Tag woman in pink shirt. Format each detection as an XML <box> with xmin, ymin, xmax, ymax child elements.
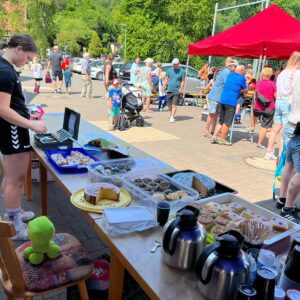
<box><xmin>250</xmin><ymin>67</ymin><xmax>277</xmax><ymax>149</ymax></box>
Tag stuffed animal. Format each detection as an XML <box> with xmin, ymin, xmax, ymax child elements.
<box><xmin>23</xmin><ymin>216</ymin><xmax>60</xmax><ymax>265</ymax></box>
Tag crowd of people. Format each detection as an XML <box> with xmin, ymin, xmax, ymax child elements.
<box><xmin>201</xmin><ymin>53</ymin><xmax>300</xmax><ymax>222</ymax></box>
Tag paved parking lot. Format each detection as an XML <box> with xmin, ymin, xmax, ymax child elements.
<box><xmin>1</xmin><ymin>70</ymin><xmax>299</xmax><ymax>299</ymax></box>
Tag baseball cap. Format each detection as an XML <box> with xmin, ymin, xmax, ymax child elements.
<box><xmin>112</xmin><ymin>78</ymin><xmax>120</xmax><ymax>85</ymax></box>
<box><xmin>172</xmin><ymin>58</ymin><xmax>180</xmax><ymax>64</ymax></box>
<box><xmin>228</xmin><ymin>59</ymin><xmax>239</xmax><ymax>67</ymax></box>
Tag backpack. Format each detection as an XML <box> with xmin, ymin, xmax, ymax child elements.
<box><xmin>115</xmin><ymin>112</ymin><xmax>129</xmax><ymax>131</ymax></box>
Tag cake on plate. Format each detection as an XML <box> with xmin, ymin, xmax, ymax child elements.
<box><xmin>84</xmin><ymin>183</ymin><xmax>120</xmax><ymax>205</ymax></box>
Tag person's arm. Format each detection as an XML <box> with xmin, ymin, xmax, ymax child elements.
<box><xmin>47</xmin><ymin>56</ymin><xmax>51</xmax><ymax>70</ymax></box>
<box><xmin>0</xmin><ymin>92</ymin><xmax>47</xmax><ymax>133</ymax></box>
<box><xmin>179</xmin><ymin>72</ymin><xmax>186</xmax><ymax>93</ymax></box>
<box><xmin>240</xmin><ymin>78</ymin><xmax>248</xmax><ymax>94</ymax></box>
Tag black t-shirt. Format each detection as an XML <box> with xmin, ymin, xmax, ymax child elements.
<box><xmin>49</xmin><ymin>52</ymin><xmax>63</xmax><ymax>72</ymax></box>
<box><xmin>104</xmin><ymin>61</ymin><xmax>118</xmax><ymax>81</ymax></box>
<box><xmin>0</xmin><ymin>56</ymin><xmax>29</xmax><ymax>119</ymax></box>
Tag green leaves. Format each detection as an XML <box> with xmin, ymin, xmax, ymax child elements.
<box><xmin>88</xmin><ymin>31</ymin><xmax>103</xmax><ymax>57</ymax></box>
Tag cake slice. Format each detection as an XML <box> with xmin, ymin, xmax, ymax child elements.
<box><xmin>84</xmin><ymin>183</ymin><xmax>120</xmax><ymax>205</ymax></box>
<box><xmin>271</xmin><ymin>217</ymin><xmax>289</xmax><ymax>232</ymax></box>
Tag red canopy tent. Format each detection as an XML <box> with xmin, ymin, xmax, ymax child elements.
<box><xmin>188</xmin><ymin>4</ymin><xmax>300</xmax><ymax>60</ymax></box>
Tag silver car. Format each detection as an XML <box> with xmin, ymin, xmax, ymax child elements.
<box><xmin>160</xmin><ymin>63</ymin><xmax>202</xmax><ymax>96</ymax></box>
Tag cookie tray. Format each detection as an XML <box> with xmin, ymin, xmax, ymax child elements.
<box><xmin>193</xmin><ymin>193</ymin><xmax>300</xmax><ymax>245</ymax></box>
<box><xmin>122</xmin><ymin>170</ymin><xmax>199</xmax><ymax>213</ymax></box>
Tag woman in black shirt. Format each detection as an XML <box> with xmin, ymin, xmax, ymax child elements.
<box><xmin>0</xmin><ymin>34</ymin><xmax>47</xmax><ymax>240</ymax></box>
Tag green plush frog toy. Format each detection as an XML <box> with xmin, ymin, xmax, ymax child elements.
<box><xmin>24</xmin><ymin>216</ymin><xmax>60</xmax><ymax>265</ymax></box>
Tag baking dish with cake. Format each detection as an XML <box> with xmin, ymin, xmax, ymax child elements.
<box><xmin>122</xmin><ymin>171</ymin><xmax>199</xmax><ymax>212</ymax></box>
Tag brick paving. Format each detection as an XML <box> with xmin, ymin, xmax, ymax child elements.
<box><xmin>1</xmin><ymin>70</ymin><xmax>299</xmax><ymax>299</ymax></box>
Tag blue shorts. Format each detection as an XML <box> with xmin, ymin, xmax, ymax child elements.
<box><xmin>208</xmin><ymin>99</ymin><xmax>219</xmax><ymax>114</ymax></box>
<box><xmin>274</xmin><ymin>99</ymin><xmax>290</xmax><ymax>125</ymax></box>
<box><xmin>52</xmin><ymin>70</ymin><xmax>63</xmax><ymax>81</ymax></box>
<box><xmin>110</xmin><ymin>107</ymin><xmax>120</xmax><ymax>117</ymax></box>
<box><xmin>65</xmin><ymin>82</ymin><xmax>71</xmax><ymax>88</ymax></box>
<box><xmin>286</xmin><ymin>136</ymin><xmax>300</xmax><ymax>173</ymax></box>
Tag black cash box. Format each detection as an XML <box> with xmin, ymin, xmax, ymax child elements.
<box><xmin>34</xmin><ymin>107</ymin><xmax>80</xmax><ymax>150</ymax></box>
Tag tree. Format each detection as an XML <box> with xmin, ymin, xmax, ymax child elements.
<box><xmin>88</xmin><ymin>30</ymin><xmax>103</xmax><ymax>57</ymax></box>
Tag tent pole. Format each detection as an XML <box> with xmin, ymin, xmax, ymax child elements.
<box><xmin>182</xmin><ymin>55</ymin><xmax>190</xmax><ymax>101</ymax></box>
<box><xmin>209</xmin><ymin>2</ymin><xmax>218</xmax><ymax>66</ymax></box>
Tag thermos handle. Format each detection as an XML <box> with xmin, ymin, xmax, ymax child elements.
<box><xmin>163</xmin><ymin>218</ymin><xmax>180</xmax><ymax>255</ymax></box>
<box><xmin>195</xmin><ymin>243</ymin><xmax>220</xmax><ymax>285</ymax></box>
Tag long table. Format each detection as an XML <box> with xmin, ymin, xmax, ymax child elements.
<box><xmin>31</xmin><ymin>115</ymin><xmax>207</xmax><ymax>300</ymax></box>
<box><xmin>31</xmin><ymin>115</ymin><xmax>299</xmax><ymax>300</ymax></box>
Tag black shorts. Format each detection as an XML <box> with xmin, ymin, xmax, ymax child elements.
<box><xmin>34</xmin><ymin>78</ymin><xmax>43</xmax><ymax>81</ymax></box>
<box><xmin>218</xmin><ymin>104</ymin><xmax>236</xmax><ymax>126</ymax></box>
<box><xmin>52</xmin><ymin>70</ymin><xmax>63</xmax><ymax>81</ymax></box>
<box><xmin>167</xmin><ymin>92</ymin><xmax>181</xmax><ymax>106</ymax></box>
<box><xmin>253</xmin><ymin>109</ymin><xmax>275</xmax><ymax>128</ymax></box>
<box><xmin>0</xmin><ymin>119</ymin><xmax>31</xmax><ymax>155</ymax></box>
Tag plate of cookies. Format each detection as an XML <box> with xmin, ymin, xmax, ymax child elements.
<box><xmin>189</xmin><ymin>193</ymin><xmax>300</xmax><ymax>245</ymax></box>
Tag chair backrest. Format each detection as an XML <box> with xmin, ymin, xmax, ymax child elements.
<box><xmin>0</xmin><ymin>220</ymin><xmax>26</xmax><ymax>294</ymax></box>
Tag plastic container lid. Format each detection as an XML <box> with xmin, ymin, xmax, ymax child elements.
<box><xmin>274</xmin><ymin>286</ymin><xmax>285</xmax><ymax>300</ymax></box>
<box><xmin>258</xmin><ymin>249</ymin><xmax>276</xmax><ymax>268</ymax></box>
<box><xmin>286</xmin><ymin>289</ymin><xmax>300</xmax><ymax>300</ymax></box>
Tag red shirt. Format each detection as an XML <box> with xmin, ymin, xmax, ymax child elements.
<box><xmin>255</xmin><ymin>79</ymin><xmax>276</xmax><ymax>110</ymax></box>
<box><xmin>61</xmin><ymin>57</ymin><xmax>70</xmax><ymax>71</ymax></box>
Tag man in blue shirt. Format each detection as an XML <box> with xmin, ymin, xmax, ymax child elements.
<box><xmin>211</xmin><ymin>65</ymin><xmax>247</xmax><ymax>145</ymax></box>
<box><xmin>130</xmin><ymin>56</ymin><xmax>142</xmax><ymax>86</ymax></box>
<box><xmin>166</xmin><ymin>58</ymin><xmax>185</xmax><ymax>123</ymax></box>
<box><xmin>205</xmin><ymin>59</ymin><xmax>238</xmax><ymax>137</ymax></box>
<box><xmin>81</xmin><ymin>52</ymin><xmax>92</xmax><ymax>98</ymax></box>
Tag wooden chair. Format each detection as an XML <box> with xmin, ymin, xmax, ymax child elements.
<box><xmin>0</xmin><ymin>219</ymin><xmax>93</xmax><ymax>300</ymax></box>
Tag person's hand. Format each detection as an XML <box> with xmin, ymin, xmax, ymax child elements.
<box><xmin>30</xmin><ymin>120</ymin><xmax>47</xmax><ymax>134</ymax></box>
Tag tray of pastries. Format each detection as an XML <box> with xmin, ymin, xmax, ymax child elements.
<box><xmin>190</xmin><ymin>193</ymin><xmax>300</xmax><ymax>245</ymax></box>
<box><xmin>122</xmin><ymin>171</ymin><xmax>199</xmax><ymax>212</ymax></box>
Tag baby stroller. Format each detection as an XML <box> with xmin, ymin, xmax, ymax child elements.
<box><xmin>121</xmin><ymin>83</ymin><xmax>144</xmax><ymax>127</ymax></box>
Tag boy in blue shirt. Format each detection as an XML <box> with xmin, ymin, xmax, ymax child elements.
<box><xmin>108</xmin><ymin>78</ymin><xmax>122</xmax><ymax>130</ymax></box>
<box><xmin>63</xmin><ymin>65</ymin><xmax>72</xmax><ymax>95</ymax></box>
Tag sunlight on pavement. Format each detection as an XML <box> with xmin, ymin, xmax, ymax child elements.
<box><xmin>90</xmin><ymin>121</ymin><xmax>180</xmax><ymax>143</ymax></box>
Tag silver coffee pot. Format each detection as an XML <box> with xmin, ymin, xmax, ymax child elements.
<box><xmin>162</xmin><ymin>205</ymin><xmax>206</xmax><ymax>270</ymax></box>
<box><xmin>195</xmin><ymin>230</ymin><xmax>250</xmax><ymax>300</ymax></box>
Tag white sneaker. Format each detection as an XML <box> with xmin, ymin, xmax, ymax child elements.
<box><xmin>12</xmin><ymin>223</ymin><xmax>29</xmax><ymax>241</ymax></box>
<box><xmin>20</xmin><ymin>209</ymin><xmax>35</xmax><ymax>221</ymax></box>
<box><xmin>264</xmin><ymin>151</ymin><xmax>277</xmax><ymax>160</ymax></box>
<box><xmin>169</xmin><ymin>116</ymin><xmax>175</xmax><ymax>123</ymax></box>
<box><xmin>4</xmin><ymin>209</ymin><xmax>35</xmax><ymax>222</ymax></box>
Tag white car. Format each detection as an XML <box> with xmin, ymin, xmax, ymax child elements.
<box><xmin>91</xmin><ymin>62</ymin><xmax>123</xmax><ymax>81</ymax></box>
<box><xmin>90</xmin><ymin>61</ymin><xmax>104</xmax><ymax>80</ymax></box>
<box><xmin>72</xmin><ymin>57</ymin><xmax>82</xmax><ymax>73</ymax></box>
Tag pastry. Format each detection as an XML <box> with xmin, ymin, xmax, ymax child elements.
<box><xmin>84</xmin><ymin>183</ymin><xmax>120</xmax><ymax>205</ymax></box>
<box><xmin>220</xmin><ymin>211</ymin><xmax>245</xmax><ymax>222</ymax></box>
<box><xmin>152</xmin><ymin>193</ymin><xmax>166</xmax><ymax>201</ymax></box>
<box><xmin>134</xmin><ymin>178</ymin><xmax>143</xmax><ymax>184</ymax></box>
<box><xmin>211</xmin><ymin>224</ymin><xmax>227</xmax><ymax>237</ymax></box>
<box><xmin>148</xmin><ymin>182</ymin><xmax>159</xmax><ymax>191</ymax></box>
<box><xmin>204</xmin><ymin>202</ymin><xmax>221</xmax><ymax>213</ymax></box>
<box><xmin>224</xmin><ymin>202</ymin><xmax>246</xmax><ymax>213</ymax></box>
<box><xmin>159</xmin><ymin>181</ymin><xmax>170</xmax><ymax>190</ymax></box>
<box><xmin>240</xmin><ymin>209</ymin><xmax>258</xmax><ymax>220</ymax></box>
<box><xmin>215</xmin><ymin>216</ymin><xmax>228</xmax><ymax>226</ymax></box>
<box><xmin>166</xmin><ymin>192</ymin><xmax>180</xmax><ymax>201</ymax></box>
<box><xmin>198</xmin><ymin>215</ymin><xmax>214</xmax><ymax>225</ymax></box>
<box><xmin>143</xmin><ymin>178</ymin><xmax>152</xmax><ymax>184</ymax></box>
<box><xmin>163</xmin><ymin>189</ymin><xmax>173</xmax><ymax>195</ymax></box>
<box><xmin>271</xmin><ymin>217</ymin><xmax>289</xmax><ymax>232</ymax></box>
<box><xmin>177</xmin><ymin>190</ymin><xmax>188</xmax><ymax>198</ymax></box>
<box><xmin>153</xmin><ymin>178</ymin><xmax>161</xmax><ymax>183</ymax></box>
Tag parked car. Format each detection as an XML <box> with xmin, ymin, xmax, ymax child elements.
<box><xmin>71</xmin><ymin>57</ymin><xmax>82</xmax><ymax>73</ymax></box>
<box><xmin>91</xmin><ymin>62</ymin><xmax>124</xmax><ymax>81</ymax></box>
<box><xmin>160</xmin><ymin>63</ymin><xmax>202</xmax><ymax>97</ymax></box>
<box><xmin>90</xmin><ymin>60</ymin><xmax>104</xmax><ymax>80</ymax></box>
<box><xmin>119</xmin><ymin>61</ymin><xmax>145</xmax><ymax>82</ymax></box>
